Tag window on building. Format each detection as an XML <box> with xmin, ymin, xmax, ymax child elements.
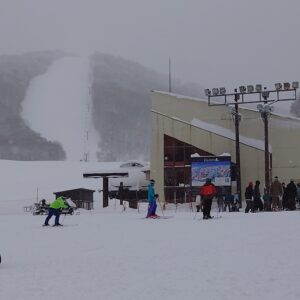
<box><xmin>164</xmin><ymin>135</ymin><xmax>214</xmax><ymax>203</ymax></box>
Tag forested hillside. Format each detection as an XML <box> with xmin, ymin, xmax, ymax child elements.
<box><xmin>90</xmin><ymin>53</ymin><xmax>204</xmax><ymax>161</ymax></box>
<box><xmin>0</xmin><ymin>51</ymin><xmax>66</xmax><ymax>160</ymax></box>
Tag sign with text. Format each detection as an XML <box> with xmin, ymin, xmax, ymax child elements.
<box><xmin>191</xmin><ymin>156</ymin><xmax>231</xmax><ymax>192</ymax></box>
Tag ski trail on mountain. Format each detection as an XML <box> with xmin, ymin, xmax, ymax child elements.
<box><xmin>21</xmin><ymin>56</ymin><xmax>100</xmax><ymax>161</ymax></box>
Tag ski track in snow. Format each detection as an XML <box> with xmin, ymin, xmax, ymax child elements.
<box><xmin>21</xmin><ymin>56</ymin><xmax>100</xmax><ymax>161</ymax></box>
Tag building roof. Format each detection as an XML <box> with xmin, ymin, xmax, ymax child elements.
<box><xmin>191</xmin><ymin>118</ymin><xmax>270</xmax><ymax>152</ymax></box>
<box><xmin>152</xmin><ymin>90</ymin><xmax>300</xmax><ymax>121</ymax></box>
<box><xmin>54</xmin><ymin>188</ymin><xmax>95</xmax><ymax>193</ymax></box>
<box><xmin>83</xmin><ymin>172</ymin><xmax>129</xmax><ymax>178</ymax></box>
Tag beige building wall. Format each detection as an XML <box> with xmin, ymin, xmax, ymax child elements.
<box><xmin>150</xmin><ymin>91</ymin><xmax>300</xmax><ymax>201</ymax></box>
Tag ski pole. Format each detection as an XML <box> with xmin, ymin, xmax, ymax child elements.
<box><xmin>60</xmin><ymin>213</ymin><xmax>66</xmax><ymax>224</ymax></box>
<box><xmin>193</xmin><ymin>210</ymin><xmax>198</xmax><ymax>219</ymax></box>
<box><xmin>157</xmin><ymin>197</ymin><xmax>165</xmax><ymax>217</ymax></box>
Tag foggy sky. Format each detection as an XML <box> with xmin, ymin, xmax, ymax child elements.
<box><xmin>0</xmin><ymin>0</ymin><xmax>299</xmax><ymax>92</ymax></box>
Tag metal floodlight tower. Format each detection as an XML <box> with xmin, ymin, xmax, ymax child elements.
<box><xmin>233</xmin><ymin>88</ymin><xmax>241</xmax><ymax>206</ymax></box>
<box><xmin>205</xmin><ymin>81</ymin><xmax>298</xmax><ymax>205</ymax></box>
<box><xmin>257</xmin><ymin>101</ymin><xmax>272</xmax><ymax>194</ymax></box>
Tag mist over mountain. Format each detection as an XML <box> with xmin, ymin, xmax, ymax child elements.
<box><xmin>0</xmin><ymin>51</ymin><xmax>67</xmax><ymax>160</ymax></box>
<box><xmin>0</xmin><ymin>51</ymin><xmax>204</xmax><ymax>161</ymax></box>
<box><xmin>91</xmin><ymin>53</ymin><xmax>204</xmax><ymax>161</ymax></box>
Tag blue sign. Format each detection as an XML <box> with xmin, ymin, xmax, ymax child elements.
<box><xmin>191</xmin><ymin>156</ymin><xmax>231</xmax><ymax>187</ymax></box>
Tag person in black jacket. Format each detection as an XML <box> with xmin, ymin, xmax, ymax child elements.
<box><xmin>253</xmin><ymin>180</ymin><xmax>263</xmax><ymax>212</ymax></box>
<box><xmin>285</xmin><ymin>179</ymin><xmax>297</xmax><ymax>210</ymax></box>
<box><xmin>245</xmin><ymin>182</ymin><xmax>254</xmax><ymax>213</ymax></box>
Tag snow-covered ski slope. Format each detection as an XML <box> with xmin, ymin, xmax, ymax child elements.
<box><xmin>21</xmin><ymin>56</ymin><xmax>100</xmax><ymax>161</ymax></box>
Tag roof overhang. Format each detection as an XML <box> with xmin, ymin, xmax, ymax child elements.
<box><xmin>83</xmin><ymin>172</ymin><xmax>129</xmax><ymax>179</ymax></box>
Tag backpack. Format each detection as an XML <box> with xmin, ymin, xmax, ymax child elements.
<box><xmin>201</xmin><ymin>184</ymin><xmax>216</xmax><ymax>196</ymax></box>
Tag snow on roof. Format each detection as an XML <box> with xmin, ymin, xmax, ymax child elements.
<box><xmin>153</xmin><ymin>90</ymin><xmax>300</xmax><ymax>121</ymax></box>
<box><xmin>191</xmin><ymin>118</ymin><xmax>270</xmax><ymax>152</ymax></box>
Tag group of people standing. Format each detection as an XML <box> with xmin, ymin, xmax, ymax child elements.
<box><xmin>147</xmin><ymin>176</ymin><xmax>300</xmax><ymax>219</ymax></box>
<box><xmin>245</xmin><ymin>176</ymin><xmax>300</xmax><ymax>213</ymax></box>
<box><xmin>148</xmin><ymin>177</ymin><xmax>218</xmax><ymax>220</ymax></box>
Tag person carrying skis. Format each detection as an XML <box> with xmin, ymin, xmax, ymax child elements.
<box><xmin>43</xmin><ymin>196</ymin><xmax>68</xmax><ymax>226</ymax></box>
<box><xmin>200</xmin><ymin>178</ymin><xmax>217</xmax><ymax>219</ymax></box>
<box><xmin>195</xmin><ymin>194</ymin><xmax>202</xmax><ymax>212</ymax></box>
<box><xmin>146</xmin><ymin>179</ymin><xmax>158</xmax><ymax>218</ymax></box>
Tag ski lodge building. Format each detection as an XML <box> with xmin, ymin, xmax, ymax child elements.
<box><xmin>150</xmin><ymin>91</ymin><xmax>300</xmax><ymax>203</ymax></box>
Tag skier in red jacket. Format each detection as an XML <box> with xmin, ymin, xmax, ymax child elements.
<box><xmin>200</xmin><ymin>178</ymin><xmax>217</xmax><ymax>219</ymax></box>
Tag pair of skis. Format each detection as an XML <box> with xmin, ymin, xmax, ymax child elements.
<box><xmin>145</xmin><ymin>215</ymin><xmax>173</xmax><ymax>219</ymax></box>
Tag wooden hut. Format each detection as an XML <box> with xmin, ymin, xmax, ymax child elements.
<box><xmin>54</xmin><ymin>188</ymin><xmax>95</xmax><ymax>210</ymax></box>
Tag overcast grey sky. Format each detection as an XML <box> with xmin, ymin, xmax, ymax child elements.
<box><xmin>0</xmin><ymin>0</ymin><xmax>299</xmax><ymax>91</ymax></box>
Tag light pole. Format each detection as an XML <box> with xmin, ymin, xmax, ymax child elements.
<box><xmin>204</xmin><ymin>81</ymin><xmax>298</xmax><ymax>205</ymax></box>
<box><xmin>257</xmin><ymin>89</ymin><xmax>272</xmax><ymax>194</ymax></box>
<box><xmin>231</xmin><ymin>89</ymin><xmax>242</xmax><ymax>207</ymax></box>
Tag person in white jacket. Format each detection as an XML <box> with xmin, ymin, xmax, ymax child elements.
<box><xmin>195</xmin><ymin>195</ymin><xmax>202</xmax><ymax>212</ymax></box>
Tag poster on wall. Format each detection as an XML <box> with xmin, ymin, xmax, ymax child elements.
<box><xmin>191</xmin><ymin>156</ymin><xmax>231</xmax><ymax>193</ymax></box>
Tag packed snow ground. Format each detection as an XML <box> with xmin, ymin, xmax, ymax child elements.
<box><xmin>1</xmin><ymin>160</ymin><xmax>300</xmax><ymax>300</ymax></box>
<box><xmin>1</xmin><ymin>208</ymin><xmax>300</xmax><ymax>300</ymax></box>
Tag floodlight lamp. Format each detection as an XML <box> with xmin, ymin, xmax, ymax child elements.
<box><xmin>264</xmin><ymin>105</ymin><xmax>272</xmax><ymax>113</ymax></box>
<box><xmin>227</xmin><ymin>105</ymin><xmax>235</xmax><ymax>114</ymax></box>
<box><xmin>219</xmin><ymin>87</ymin><xmax>226</xmax><ymax>95</ymax></box>
<box><xmin>257</xmin><ymin>104</ymin><xmax>263</xmax><ymax>111</ymax></box>
<box><xmin>255</xmin><ymin>84</ymin><xmax>262</xmax><ymax>92</ymax></box>
<box><xmin>247</xmin><ymin>85</ymin><xmax>254</xmax><ymax>93</ymax></box>
<box><xmin>275</xmin><ymin>83</ymin><xmax>282</xmax><ymax>90</ymax></box>
<box><xmin>212</xmin><ymin>88</ymin><xmax>219</xmax><ymax>96</ymax></box>
<box><xmin>262</xmin><ymin>88</ymin><xmax>270</xmax><ymax>100</ymax></box>
<box><xmin>292</xmin><ymin>81</ymin><xmax>299</xmax><ymax>89</ymax></box>
<box><xmin>283</xmin><ymin>82</ymin><xmax>291</xmax><ymax>90</ymax></box>
<box><xmin>204</xmin><ymin>89</ymin><xmax>211</xmax><ymax>96</ymax></box>
<box><xmin>239</xmin><ymin>85</ymin><xmax>246</xmax><ymax>93</ymax></box>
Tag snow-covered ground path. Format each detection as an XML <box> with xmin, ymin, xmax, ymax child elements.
<box><xmin>0</xmin><ymin>160</ymin><xmax>300</xmax><ymax>299</ymax></box>
<box><xmin>21</xmin><ymin>56</ymin><xmax>100</xmax><ymax>161</ymax></box>
<box><xmin>0</xmin><ymin>209</ymin><xmax>300</xmax><ymax>300</ymax></box>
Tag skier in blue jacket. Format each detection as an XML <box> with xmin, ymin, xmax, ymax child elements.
<box><xmin>147</xmin><ymin>179</ymin><xmax>158</xmax><ymax>218</ymax></box>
